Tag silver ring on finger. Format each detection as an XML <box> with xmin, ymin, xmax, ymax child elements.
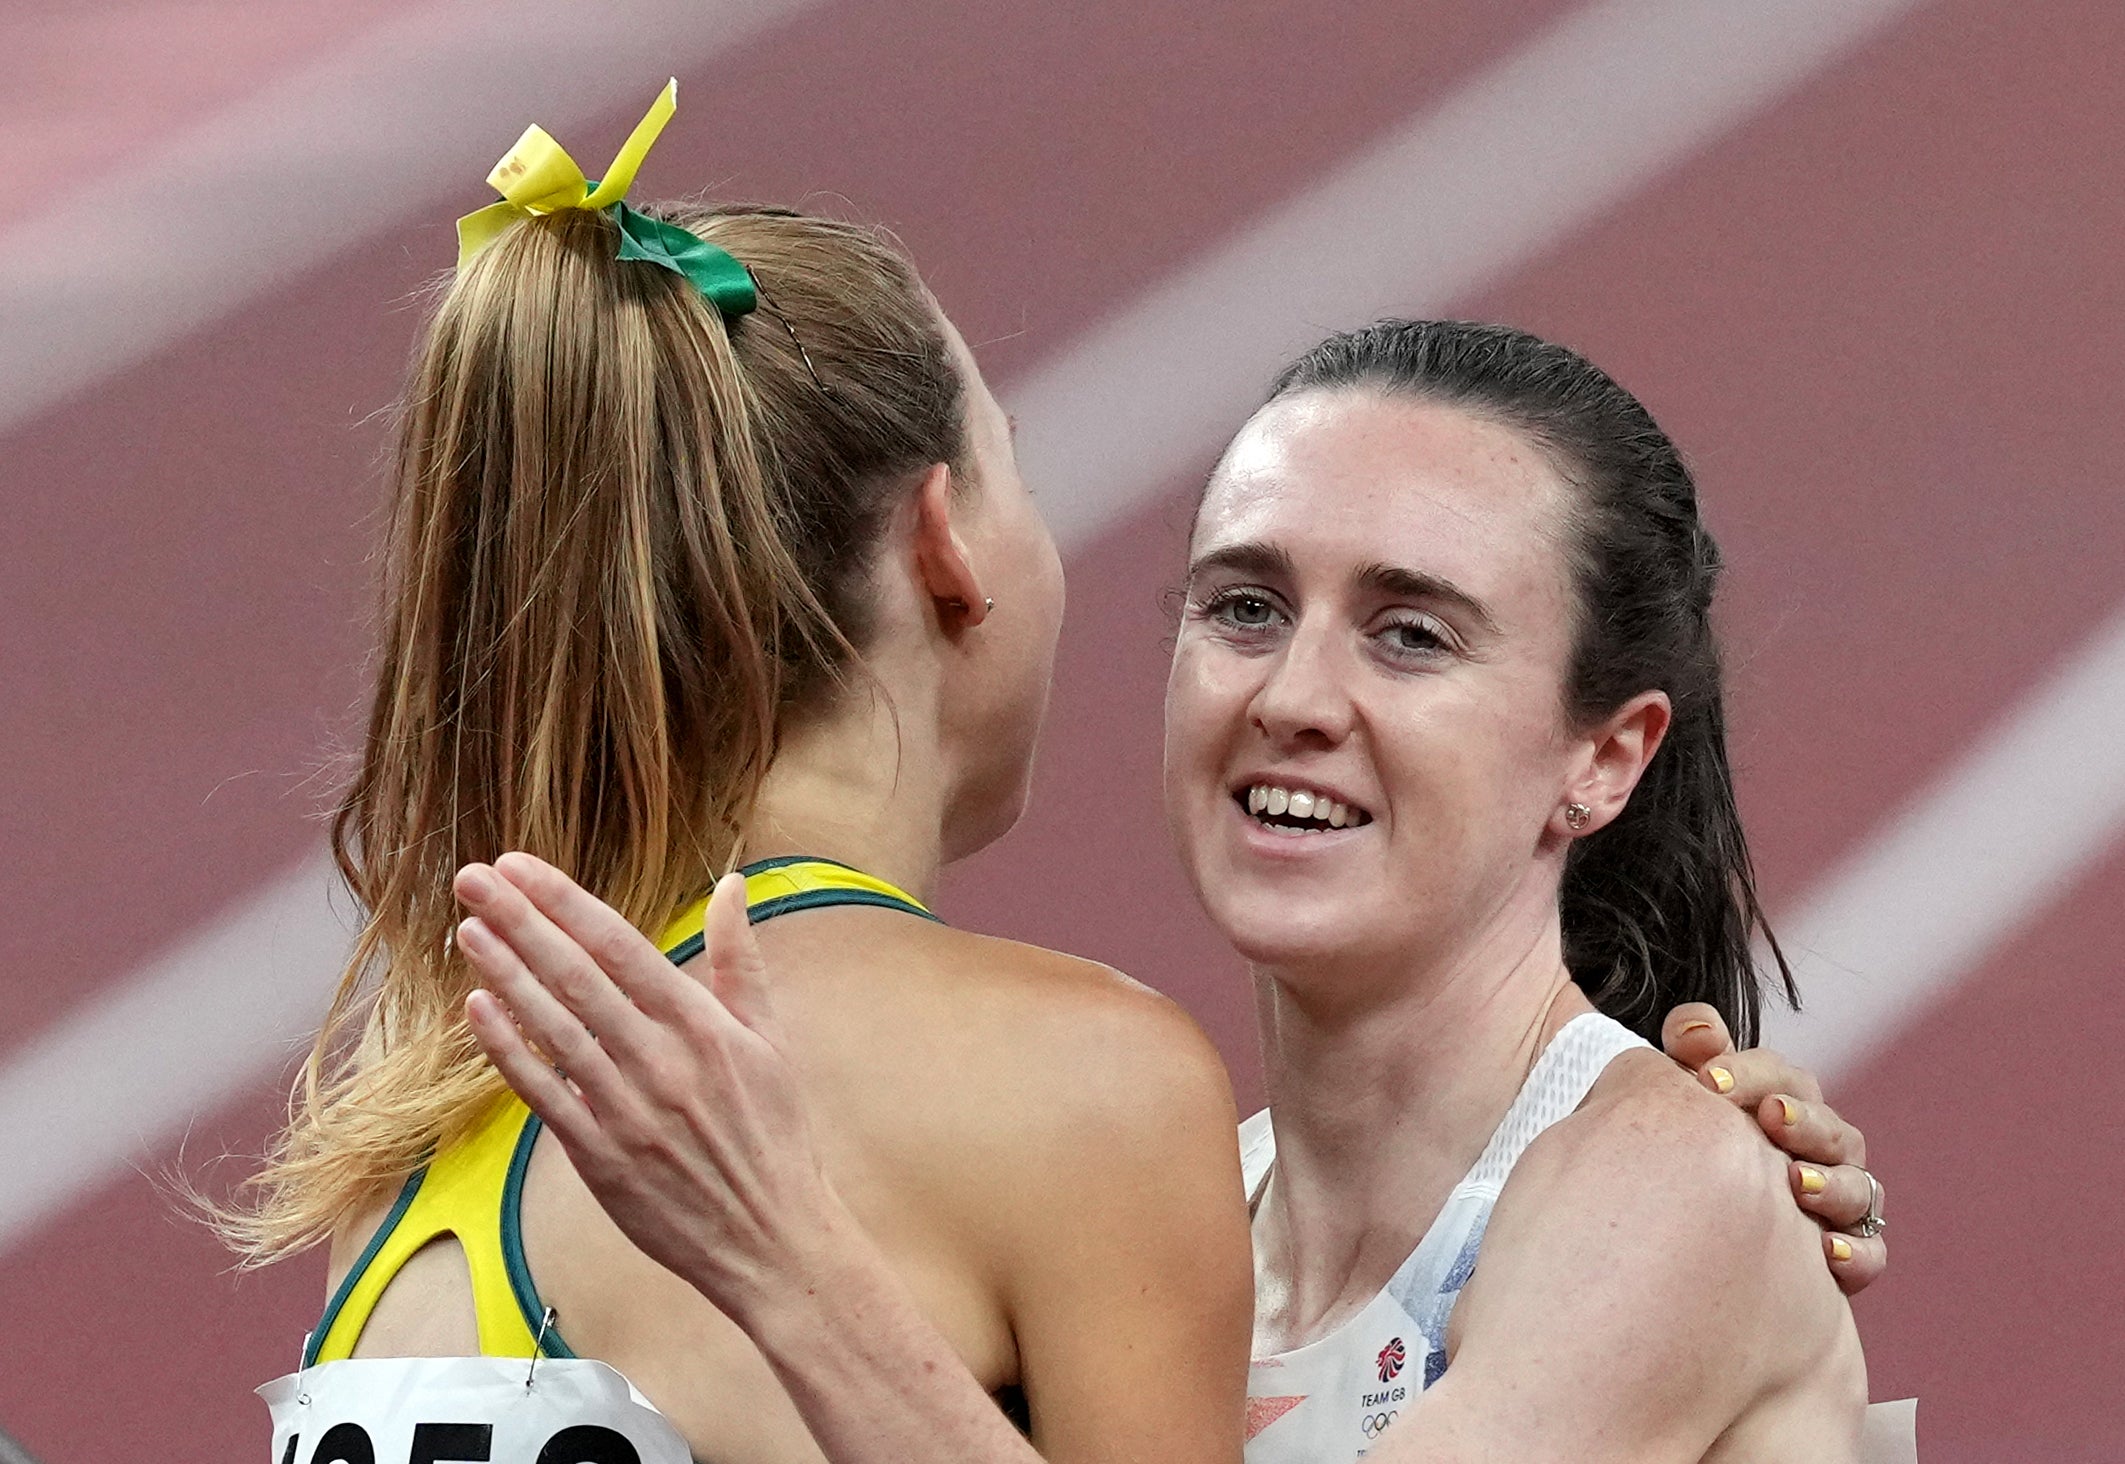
<box><xmin>1855</xmin><ymin>1168</ymin><xmax>1887</xmax><ymax>1238</ymax></box>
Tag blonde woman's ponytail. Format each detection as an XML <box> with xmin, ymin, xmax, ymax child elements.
<box><xmin>226</xmin><ymin>200</ymin><xmax>967</xmax><ymax>1260</ymax></box>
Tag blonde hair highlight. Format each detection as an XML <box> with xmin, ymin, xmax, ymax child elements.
<box><xmin>224</xmin><ymin>204</ymin><xmax>967</xmax><ymax>1261</ymax></box>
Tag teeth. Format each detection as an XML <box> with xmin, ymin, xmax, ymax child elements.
<box><xmin>1243</xmin><ymin>784</ymin><xmax>1367</xmax><ymax>828</ymax></box>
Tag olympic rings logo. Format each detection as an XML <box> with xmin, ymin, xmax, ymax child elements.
<box><xmin>1361</xmin><ymin>1410</ymin><xmax>1398</xmax><ymax>1439</ymax></box>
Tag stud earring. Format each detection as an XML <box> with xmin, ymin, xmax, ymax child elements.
<box><xmin>1564</xmin><ymin>802</ymin><xmax>1591</xmax><ymax>831</ymax></box>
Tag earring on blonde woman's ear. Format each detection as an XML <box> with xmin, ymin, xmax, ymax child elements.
<box><xmin>1564</xmin><ymin>802</ymin><xmax>1591</xmax><ymax>831</ymax></box>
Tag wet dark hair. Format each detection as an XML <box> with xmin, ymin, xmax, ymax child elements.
<box><xmin>1267</xmin><ymin>319</ymin><xmax>1794</xmax><ymax>1044</ymax></box>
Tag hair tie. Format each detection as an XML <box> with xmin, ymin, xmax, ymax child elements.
<box><xmin>454</xmin><ymin>79</ymin><xmax>757</xmax><ymax>319</ymax></box>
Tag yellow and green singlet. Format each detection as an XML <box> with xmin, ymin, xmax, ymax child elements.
<box><xmin>304</xmin><ymin>856</ymin><xmax>935</xmax><ymax>1366</ymax></box>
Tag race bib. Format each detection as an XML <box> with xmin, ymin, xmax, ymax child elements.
<box><xmin>258</xmin><ymin>1356</ymin><xmax>692</xmax><ymax>1464</ymax></box>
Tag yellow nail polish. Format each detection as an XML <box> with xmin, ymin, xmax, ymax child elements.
<box><xmin>1777</xmin><ymin>1096</ymin><xmax>1802</xmax><ymax>1127</ymax></box>
<box><xmin>1798</xmin><ymin>1165</ymin><xmax>1827</xmax><ymax>1195</ymax></box>
<box><xmin>1679</xmin><ymin>1020</ymin><xmax>1714</xmax><ymax>1035</ymax></box>
<box><xmin>1708</xmin><ymin>1066</ymin><xmax>1735</xmax><ymax>1094</ymax></box>
<box><xmin>1830</xmin><ymin>1236</ymin><xmax>1853</xmax><ymax>1262</ymax></box>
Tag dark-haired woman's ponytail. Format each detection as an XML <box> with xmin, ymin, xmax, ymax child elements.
<box><xmin>1561</xmin><ymin>678</ymin><xmax>1794</xmax><ymax>1046</ymax></box>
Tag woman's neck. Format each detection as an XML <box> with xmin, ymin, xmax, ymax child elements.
<box><xmin>1250</xmin><ymin>881</ymin><xmax>1592</xmax><ymax>1347</ymax></box>
<box><xmin>743</xmin><ymin>677</ymin><xmax>954</xmax><ymax>906</ymax></box>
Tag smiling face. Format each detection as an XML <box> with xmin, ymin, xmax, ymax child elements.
<box><xmin>1164</xmin><ymin>388</ymin><xmax>1593</xmax><ymax>992</ymax></box>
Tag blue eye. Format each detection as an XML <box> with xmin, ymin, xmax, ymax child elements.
<box><xmin>1377</xmin><ymin>615</ymin><xmax>1453</xmax><ymax>659</ymax></box>
<box><xmin>1189</xmin><ymin>587</ymin><xmax>1287</xmax><ymax>642</ymax></box>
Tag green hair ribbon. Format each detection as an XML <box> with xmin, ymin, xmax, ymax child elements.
<box><xmin>454</xmin><ymin>79</ymin><xmax>757</xmax><ymax>318</ymax></box>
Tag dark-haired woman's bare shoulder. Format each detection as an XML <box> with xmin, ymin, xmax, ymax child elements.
<box><xmin>1425</xmin><ymin>1049</ymin><xmax>1867</xmax><ymax>1462</ymax></box>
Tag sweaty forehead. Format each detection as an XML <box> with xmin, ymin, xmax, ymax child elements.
<box><xmin>1197</xmin><ymin>390</ymin><xmax>1573</xmax><ymax>586</ymax></box>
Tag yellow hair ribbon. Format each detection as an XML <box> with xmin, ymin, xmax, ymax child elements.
<box><xmin>456</xmin><ymin>79</ymin><xmax>680</xmax><ymax>269</ymax></box>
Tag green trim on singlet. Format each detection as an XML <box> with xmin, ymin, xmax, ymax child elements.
<box><xmin>739</xmin><ymin>854</ymin><xmax>832</xmax><ymax>874</ymax></box>
<box><xmin>491</xmin><ymin>857</ymin><xmax>938</xmax><ymax>1360</ymax></box>
<box><xmin>657</xmin><ymin>856</ymin><xmax>940</xmax><ymax>966</ymax></box>
<box><xmin>749</xmin><ymin>885</ymin><xmax>942</xmax><ymax>925</ymax></box>
<box><xmin>500</xmin><ymin>1110</ymin><xmax>577</xmax><ymax>1358</ymax></box>
<box><xmin>304</xmin><ymin>1167</ymin><xmax>423</xmax><ymax>1368</ymax></box>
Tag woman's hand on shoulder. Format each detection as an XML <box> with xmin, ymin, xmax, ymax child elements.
<box><xmin>1659</xmin><ymin>1002</ymin><xmax>1887</xmax><ymax>1294</ymax></box>
<box><xmin>452</xmin><ymin>859</ymin><xmax>1252</xmax><ymax>1464</ymax></box>
<box><xmin>453</xmin><ymin>853</ymin><xmax>853</xmax><ymax>1325</ymax></box>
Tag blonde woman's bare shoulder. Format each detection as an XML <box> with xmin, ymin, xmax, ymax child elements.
<box><xmin>917</xmin><ymin>932</ymin><xmax>1251</xmax><ymax>1288</ymax></box>
<box><xmin>927</xmin><ymin>927</ymin><xmax>1234</xmax><ymax>1116</ymax></box>
<box><xmin>862</xmin><ymin>924</ymin><xmax>1240</xmax><ymax>1175</ymax></box>
<box><xmin>768</xmin><ymin>911</ymin><xmax>1220</xmax><ymax>1098</ymax></box>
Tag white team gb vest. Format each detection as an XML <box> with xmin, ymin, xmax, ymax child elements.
<box><xmin>1242</xmin><ymin>1011</ymin><xmax>1651</xmax><ymax>1463</ymax></box>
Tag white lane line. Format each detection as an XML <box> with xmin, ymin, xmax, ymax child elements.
<box><xmin>1026</xmin><ymin>0</ymin><xmax>1932</xmax><ymax>549</ymax></box>
<box><xmin>0</xmin><ymin>0</ymin><xmax>824</xmax><ymax>439</ymax></box>
<box><xmin>1761</xmin><ymin>601</ymin><xmax>2125</xmax><ymax>1076</ymax></box>
<box><xmin>0</xmin><ymin>0</ymin><xmax>1946</xmax><ymax>1252</ymax></box>
<box><xmin>0</xmin><ymin>852</ymin><xmax>352</xmax><ymax>1252</ymax></box>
